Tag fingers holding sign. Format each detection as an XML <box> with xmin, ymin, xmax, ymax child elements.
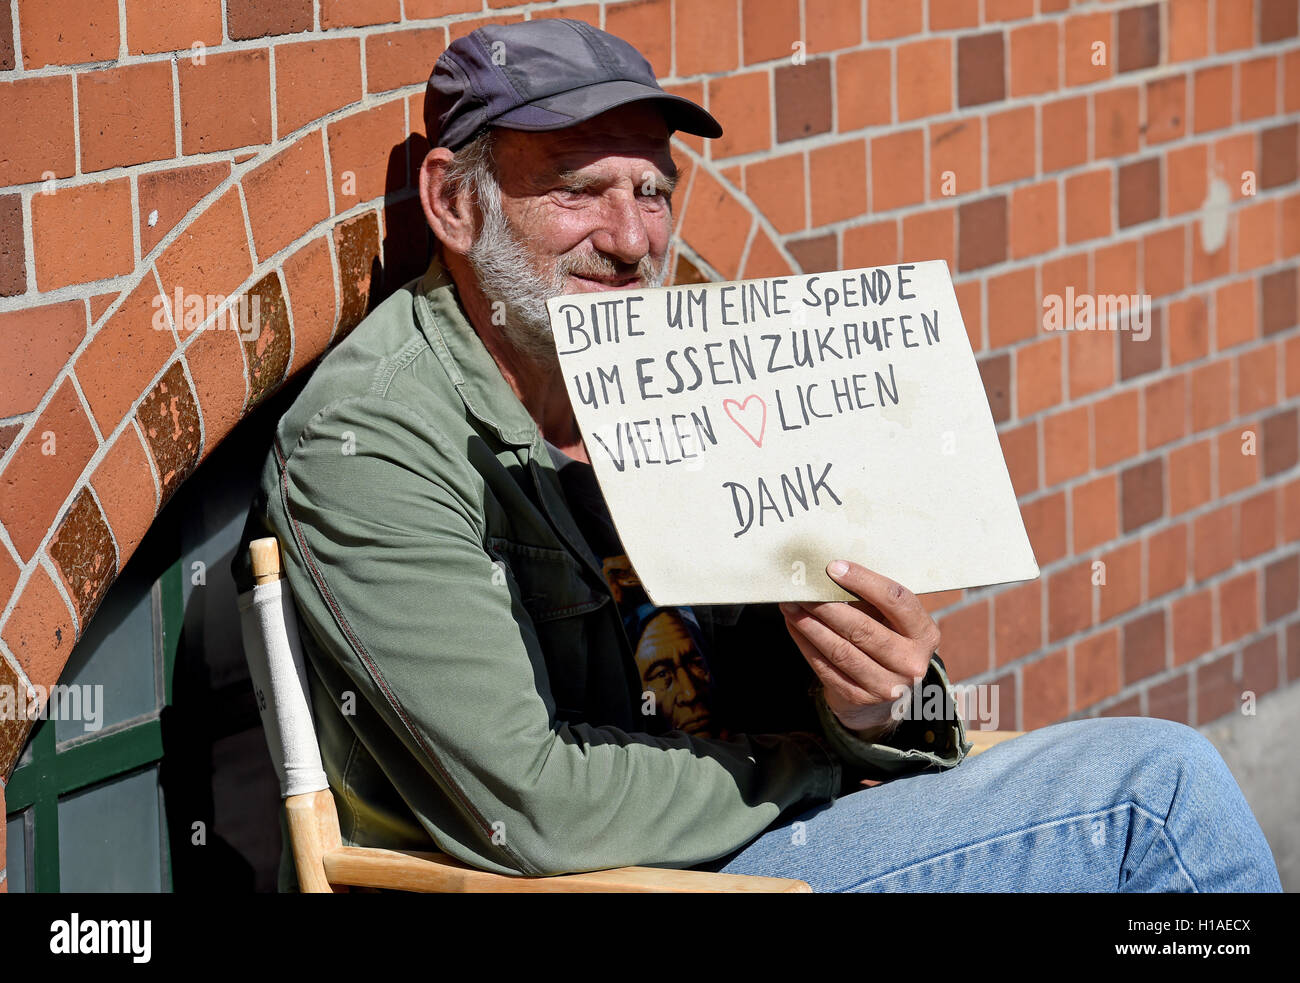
<box><xmin>780</xmin><ymin>560</ymin><xmax>941</xmax><ymax>737</ymax></box>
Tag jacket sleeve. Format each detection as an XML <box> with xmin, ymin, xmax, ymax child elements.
<box><xmin>811</xmin><ymin>654</ymin><xmax>970</xmax><ymax>793</ymax></box>
<box><xmin>272</xmin><ymin>394</ymin><xmax>842</xmax><ymax>876</ymax></box>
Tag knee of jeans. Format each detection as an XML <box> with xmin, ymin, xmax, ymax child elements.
<box><xmin>1105</xmin><ymin>716</ymin><xmax>1232</xmax><ymax>783</ymax></box>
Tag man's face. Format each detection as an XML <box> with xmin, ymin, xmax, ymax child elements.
<box><xmin>634</xmin><ymin>611</ymin><xmax>713</xmax><ymax>736</ymax></box>
<box><xmin>465</xmin><ymin>104</ymin><xmax>677</xmax><ymax>359</ymax></box>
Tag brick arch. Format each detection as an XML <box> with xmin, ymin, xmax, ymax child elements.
<box><xmin>0</xmin><ymin>90</ymin><xmax>428</xmax><ymax>778</ymax></box>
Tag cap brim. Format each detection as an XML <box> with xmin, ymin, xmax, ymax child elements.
<box><xmin>491</xmin><ymin>78</ymin><xmax>723</xmax><ymax>140</ymax></box>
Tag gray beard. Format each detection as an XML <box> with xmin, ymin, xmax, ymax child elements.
<box><xmin>466</xmin><ymin>180</ymin><xmax>669</xmax><ymax>366</ymax></box>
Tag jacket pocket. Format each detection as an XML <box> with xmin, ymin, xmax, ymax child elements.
<box><xmin>486</xmin><ymin>537</ymin><xmax>608</xmax><ymax>719</ymax></box>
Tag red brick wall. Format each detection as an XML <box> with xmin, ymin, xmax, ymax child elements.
<box><xmin>1</xmin><ymin>1</ymin><xmax>1299</xmax><ymax>889</ymax></box>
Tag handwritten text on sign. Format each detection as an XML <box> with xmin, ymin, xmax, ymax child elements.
<box><xmin>548</xmin><ymin>261</ymin><xmax>1039</xmax><ymax>605</ymax></box>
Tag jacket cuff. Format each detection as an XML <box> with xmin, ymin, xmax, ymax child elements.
<box><xmin>811</xmin><ymin>653</ymin><xmax>971</xmax><ymax>793</ymax></box>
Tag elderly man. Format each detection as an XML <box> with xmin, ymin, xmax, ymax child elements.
<box><xmin>237</xmin><ymin>19</ymin><xmax>1279</xmax><ymax>892</ymax></box>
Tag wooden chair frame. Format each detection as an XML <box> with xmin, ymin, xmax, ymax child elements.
<box><xmin>244</xmin><ymin>536</ymin><xmax>1022</xmax><ymax>893</ymax></box>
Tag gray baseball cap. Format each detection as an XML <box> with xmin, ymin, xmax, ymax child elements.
<box><xmin>424</xmin><ymin>18</ymin><xmax>723</xmax><ymax>151</ymax></box>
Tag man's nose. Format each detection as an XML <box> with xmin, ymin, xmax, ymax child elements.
<box><xmin>673</xmin><ymin>665</ymin><xmax>698</xmax><ymax>702</ymax></box>
<box><xmin>589</xmin><ymin>192</ymin><xmax>651</xmax><ymax>265</ymax></box>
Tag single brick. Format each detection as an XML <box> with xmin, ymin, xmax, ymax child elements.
<box><xmin>1122</xmin><ymin>609</ymin><xmax>1166</xmax><ymax>685</ymax></box>
<box><xmin>283</xmin><ymin>237</ymin><xmax>339</xmax><ymax>373</ymax></box>
<box><xmin>243</xmin><ymin>130</ymin><xmax>332</xmax><ymax>262</ymax></box>
<box><xmin>1261</xmin><ymin>0</ymin><xmax>1299</xmax><ymax>41</ymax></box>
<box><xmin>1041</xmin><ymin>95</ymin><xmax>1088</xmax><ymax>174</ymax></box>
<box><xmin>365</xmin><ymin>28</ymin><xmax>447</xmax><ymax>94</ymax></box>
<box><xmin>0</xmin><ymin>301</ymin><xmax>85</xmax><ymax>417</ymax></box>
<box><xmin>136</xmin><ymin>361</ymin><xmax>202</xmax><ymax>501</ymax></box>
<box><xmin>319</xmin><ymin>0</ymin><xmax>400</xmax><ymax>28</ymax></box>
<box><xmin>1073</xmin><ymin>629</ymin><xmax>1121</xmax><ymax>710</ymax></box>
<box><xmin>674</xmin><ymin>0</ymin><xmax>737</xmax><ymax>75</ymax></box>
<box><xmin>75</xmin><ymin>274</ymin><xmax>178</xmax><ymax>432</ymax></box>
<box><xmin>0</xmin><ymin>194</ymin><xmax>25</xmax><ymax>296</ymax></box>
<box><xmin>124</xmin><ymin>0</ymin><xmax>222</xmax><ymax>55</ymax></box>
<box><xmin>91</xmin><ymin>425</ymin><xmax>160</xmax><ymax>562</ymax></box>
<box><xmin>241</xmin><ymin>271</ymin><xmax>292</xmax><ymax>409</ymax></box>
<box><xmin>993</xmin><ymin>580</ymin><xmax>1042</xmax><ymax>667</ymax></box>
<box><xmin>156</xmin><ymin>188</ymin><xmax>253</xmax><ymax>308</ymax></box>
<box><xmin>328</xmin><ymin>100</ymin><xmax>408</xmax><ymax>206</ymax></box>
<box><xmin>1022</xmin><ymin>649</ymin><xmax>1069</xmax><ymax>730</ymax></box>
<box><xmin>897</xmin><ymin>39</ymin><xmax>952</xmax><ymax>121</ymax></box>
<box><xmin>0</xmin><ymin>380</ymin><xmax>99</xmax><ymax>560</ymax></box>
<box><xmin>741</xmin><ymin>0</ymin><xmax>798</xmax><ymax>65</ymax></box>
<box><xmin>0</xmin><ymin>2</ymin><xmax>12</xmax><ymax>70</ymax></box>
<box><xmin>928</xmin><ymin>119</ymin><xmax>980</xmax><ymax>200</ymax></box>
<box><xmin>743</xmin><ymin>155</ymin><xmax>805</xmax><ymax>235</ymax></box>
<box><xmin>809</xmin><ymin>140</ymin><xmax>866</xmax><ymax>226</ymax></box>
<box><xmin>677</xmin><ymin>170</ymin><xmax>751</xmax><ymax>279</ymax></box>
<box><xmin>1064</xmin><ymin>169</ymin><xmax>1112</xmax><ymax>245</ymax></box>
<box><xmin>1121</xmin><ymin>457</ymin><xmax>1164</xmax><ymax>533</ymax></box>
<box><xmin>1147</xmin><ymin>672</ymin><xmax>1190</xmax><ymax>724</ymax></box>
<box><xmin>707</xmin><ymin>71</ymin><xmax>772</xmax><ymax>159</ymax></box>
<box><xmin>1093</xmin><ymin>85</ymin><xmax>1141</xmax><ymax>158</ymax></box>
<box><xmin>1043</xmin><ymin>404</ymin><xmax>1089</xmax><ymax>485</ymax></box>
<box><xmin>998</xmin><ymin>421</ymin><xmax>1040</xmax><ymax>499</ymax></box>
<box><xmin>929</xmin><ymin>0</ymin><xmax>979</xmax><ymax>31</ymax></box>
<box><xmin>1117</xmin><ymin>157</ymin><xmax>1161</xmax><ymax>229</ymax></box>
<box><xmin>1193</xmin><ymin>64</ymin><xmax>1234</xmax><ymax>133</ymax></box>
<box><xmin>31</xmin><ymin>178</ymin><xmax>133</xmax><ymax>290</ymax></box>
<box><xmin>48</xmin><ymin>488</ymin><xmax>117</xmax><ymax>630</ymax></box>
<box><xmin>0</xmin><ymin>76</ymin><xmax>76</xmax><ymax>185</ymax></box>
<box><xmin>77</xmin><ymin>62</ymin><xmax>176</xmax><ymax>172</ymax></box>
<box><xmin>987</xmin><ymin>266</ymin><xmax>1038</xmax><ymax>348</ymax></box>
<box><xmin>870</xmin><ymin>129</ymin><xmax>926</xmax><ymax>212</ymax></box>
<box><xmin>1117</xmin><ymin>4</ymin><xmax>1160</xmax><ymax>73</ymax></box>
<box><xmin>138</xmin><ymin>161</ymin><xmax>231</xmax><ymax>256</ymax></box>
<box><xmin>227</xmin><ymin>0</ymin><xmax>312</xmax><ymax>39</ymax></box>
<box><xmin>787</xmin><ymin>233</ymin><xmax>839</xmax><ymax>274</ymax></box>
<box><xmin>1064</xmin><ymin>11</ymin><xmax>1113</xmax><ymax>88</ymax></box>
<box><xmin>179</xmin><ymin>49</ymin><xmax>272</xmax><ymax>154</ymax></box>
<box><xmin>17</xmin><ymin>0</ymin><xmax>118</xmax><ymax>67</ymax></box>
<box><xmin>1262</xmin><ymin>267</ymin><xmax>1298</xmax><ymax>336</ymax></box>
<box><xmin>1265</xmin><ymin>554</ymin><xmax>1300</xmax><ymax>623</ymax></box>
<box><xmin>1168</xmin><ymin>0</ymin><xmax>1209</xmax><ymax>62</ymax></box>
<box><xmin>901</xmin><ymin>207</ymin><xmax>955</xmax><ymax>271</ymax></box>
<box><xmin>774</xmin><ymin>59</ymin><xmax>832</xmax><ymax>143</ymax></box>
<box><xmin>986</xmin><ymin>106</ymin><xmax>1035</xmax><ymax>187</ymax></box>
<box><xmin>1</xmin><ymin>565</ymin><xmax>77</xmax><ymax>692</ymax></box>
<box><xmin>1010</xmin><ymin>180</ymin><xmax>1058</xmax><ymax>259</ymax></box>
<box><xmin>957</xmin><ymin>32</ymin><xmax>1005</xmax><ymax>108</ymax></box>
<box><xmin>1263</xmin><ymin>408</ymin><xmax>1299</xmax><ymax>476</ymax></box>
<box><xmin>1261</xmin><ymin>122</ymin><xmax>1299</xmax><ymax>189</ymax></box>
<box><xmin>806</xmin><ymin>0</ymin><xmax>862</xmax><ymax>54</ymax></box>
<box><xmin>1091</xmin><ymin>389</ymin><xmax>1141</xmax><ymax>471</ymax></box>
<box><xmin>605</xmin><ymin>0</ymin><xmax>670</xmax><ymax>77</ymax></box>
<box><xmin>978</xmin><ymin>354</ymin><xmax>1010</xmax><ymax>424</ymax></box>
<box><xmin>1215</xmin><ymin>0</ymin><xmax>1255</xmax><ymax>51</ymax></box>
<box><xmin>1048</xmin><ymin>560</ymin><xmax>1093</xmax><ymax>643</ymax></box>
<box><xmin>1009</xmin><ymin>21</ymin><xmax>1059</xmax><ymax>98</ymax></box>
<box><xmin>1147</xmin><ymin>522</ymin><xmax>1189</xmax><ymax>599</ymax></box>
<box><xmin>275</xmin><ymin>39</ymin><xmax>364</xmax><ymax>136</ymax></box>
<box><xmin>957</xmin><ymin>195</ymin><xmax>1007</xmax><ymax>272</ymax></box>
<box><xmin>1145</xmin><ymin>75</ymin><xmax>1187</xmax><ymax>145</ymax></box>
<box><xmin>837</xmin><ymin>48</ymin><xmax>891</xmax><ymax>131</ymax></box>
<box><xmin>1023</xmin><ymin>491</ymin><xmax>1069</xmax><ymax>567</ymax></box>
<box><xmin>1169</xmin><ymin>439</ymin><xmax>1212</xmax><ymax>514</ymax></box>
<box><xmin>333</xmin><ymin>211</ymin><xmax>381</xmax><ymax>339</ymax></box>
<box><xmin>867</xmin><ymin>0</ymin><xmax>923</xmax><ymax>40</ymax></box>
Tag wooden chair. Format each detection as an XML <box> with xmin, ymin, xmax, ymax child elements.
<box><xmin>238</xmin><ymin>535</ymin><xmax>1022</xmax><ymax>893</ymax></box>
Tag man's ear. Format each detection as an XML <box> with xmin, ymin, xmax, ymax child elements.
<box><xmin>420</xmin><ymin>147</ymin><xmax>476</xmax><ymax>256</ymax></box>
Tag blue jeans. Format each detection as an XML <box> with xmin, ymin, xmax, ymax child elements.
<box><xmin>706</xmin><ymin>717</ymin><xmax>1282</xmax><ymax>892</ymax></box>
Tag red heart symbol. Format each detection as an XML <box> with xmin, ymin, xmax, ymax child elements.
<box><xmin>723</xmin><ymin>395</ymin><xmax>767</xmax><ymax>448</ymax></box>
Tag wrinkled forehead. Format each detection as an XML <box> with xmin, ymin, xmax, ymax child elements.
<box><xmin>493</xmin><ymin>105</ymin><xmax>677</xmax><ymax>181</ymax></box>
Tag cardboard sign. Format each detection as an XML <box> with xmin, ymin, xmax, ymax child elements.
<box><xmin>547</xmin><ymin>261</ymin><xmax>1039</xmax><ymax>606</ymax></box>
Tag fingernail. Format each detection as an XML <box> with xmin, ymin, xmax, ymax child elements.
<box><xmin>779</xmin><ymin>602</ymin><xmax>799</xmax><ymax>615</ymax></box>
<box><xmin>827</xmin><ymin>560</ymin><xmax>849</xmax><ymax>577</ymax></box>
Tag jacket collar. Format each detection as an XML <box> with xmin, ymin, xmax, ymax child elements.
<box><xmin>413</xmin><ymin>256</ymin><xmax>542</xmax><ymax>450</ymax></box>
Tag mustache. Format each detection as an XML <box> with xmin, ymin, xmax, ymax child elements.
<box><xmin>557</xmin><ymin>249</ymin><xmax>664</xmax><ymax>285</ymax></box>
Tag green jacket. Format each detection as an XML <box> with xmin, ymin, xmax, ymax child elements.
<box><xmin>236</xmin><ymin>258</ymin><xmax>969</xmax><ymax>881</ymax></box>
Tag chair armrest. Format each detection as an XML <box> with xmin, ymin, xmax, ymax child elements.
<box><xmin>965</xmin><ymin>729</ymin><xmax>1024</xmax><ymax>756</ymax></box>
<box><xmin>322</xmin><ymin>846</ymin><xmax>811</xmax><ymax>893</ymax></box>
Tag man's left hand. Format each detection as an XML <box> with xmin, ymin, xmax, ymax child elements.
<box><xmin>779</xmin><ymin>560</ymin><xmax>941</xmax><ymax>741</ymax></box>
